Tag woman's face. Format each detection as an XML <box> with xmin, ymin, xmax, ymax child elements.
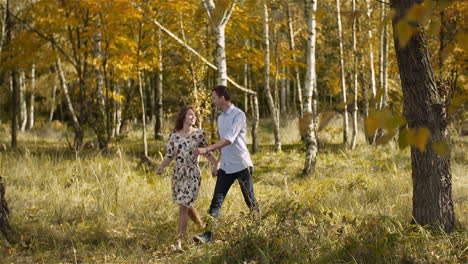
<box><xmin>184</xmin><ymin>109</ymin><xmax>197</xmax><ymax>126</ymax></box>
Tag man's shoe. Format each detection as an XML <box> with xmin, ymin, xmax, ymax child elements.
<box><xmin>193</xmin><ymin>231</ymin><xmax>213</xmax><ymax>244</ymax></box>
<box><xmin>170</xmin><ymin>240</ymin><xmax>183</xmax><ymax>252</ymax></box>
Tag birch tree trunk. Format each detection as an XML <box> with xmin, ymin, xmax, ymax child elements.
<box><xmin>154</xmin><ymin>30</ymin><xmax>163</xmax><ymax>140</ymax></box>
<box><xmin>302</xmin><ymin>0</ymin><xmax>318</xmax><ymax>177</ymax></box>
<box><xmin>49</xmin><ymin>77</ymin><xmax>57</xmax><ymax>122</ymax></box>
<box><xmin>19</xmin><ymin>70</ymin><xmax>27</xmax><ymax>132</ymax></box>
<box><xmin>28</xmin><ymin>64</ymin><xmax>35</xmax><ymax>130</ymax></box>
<box><xmin>114</xmin><ymin>82</ymin><xmax>121</xmax><ymax>137</ymax></box>
<box><xmin>263</xmin><ymin>1</ymin><xmax>281</xmax><ymax>151</ymax></box>
<box><xmin>203</xmin><ymin>0</ymin><xmax>237</xmax><ymax>86</ymax></box>
<box><xmin>379</xmin><ymin>1</ymin><xmax>389</xmax><ymax>110</ymax></box>
<box><xmin>287</xmin><ymin>3</ymin><xmax>303</xmax><ymax>117</ymax></box>
<box><xmin>251</xmin><ymin>94</ymin><xmax>259</xmax><ymax>154</ymax></box>
<box><xmin>365</xmin><ymin>0</ymin><xmax>377</xmax><ymax>144</ymax></box>
<box><xmin>138</xmin><ymin>71</ymin><xmax>148</xmax><ymax>157</ymax></box>
<box><xmin>391</xmin><ymin>0</ymin><xmax>455</xmax><ymax>233</ymax></box>
<box><xmin>55</xmin><ymin>56</ymin><xmax>83</xmax><ymax>149</ymax></box>
<box><xmin>92</xmin><ymin>17</ymin><xmax>108</xmax><ymax>151</ymax></box>
<box><xmin>350</xmin><ymin>0</ymin><xmax>359</xmax><ymax>149</ymax></box>
<box><xmin>336</xmin><ymin>0</ymin><xmax>349</xmax><ymax>146</ymax></box>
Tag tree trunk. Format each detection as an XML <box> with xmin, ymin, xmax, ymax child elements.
<box><xmin>379</xmin><ymin>1</ymin><xmax>389</xmax><ymax>110</ymax></box>
<box><xmin>154</xmin><ymin>30</ymin><xmax>163</xmax><ymax>140</ymax></box>
<box><xmin>302</xmin><ymin>0</ymin><xmax>318</xmax><ymax>177</ymax></box>
<box><xmin>336</xmin><ymin>0</ymin><xmax>349</xmax><ymax>146</ymax></box>
<box><xmin>287</xmin><ymin>3</ymin><xmax>303</xmax><ymax>117</ymax></box>
<box><xmin>55</xmin><ymin>56</ymin><xmax>83</xmax><ymax>149</ymax></box>
<box><xmin>263</xmin><ymin>1</ymin><xmax>281</xmax><ymax>151</ymax></box>
<box><xmin>19</xmin><ymin>70</ymin><xmax>27</xmax><ymax>132</ymax></box>
<box><xmin>10</xmin><ymin>72</ymin><xmax>18</xmax><ymax>148</ymax></box>
<box><xmin>5</xmin><ymin>0</ymin><xmax>17</xmax><ymax>148</ymax></box>
<box><xmin>251</xmin><ymin>94</ymin><xmax>259</xmax><ymax>154</ymax></box>
<box><xmin>28</xmin><ymin>64</ymin><xmax>35</xmax><ymax>130</ymax></box>
<box><xmin>350</xmin><ymin>0</ymin><xmax>359</xmax><ymax>149</ymax></box>
<box><xmin>365</xmin><ymin>0</ymin><xmax>377</xmax><ymax>144</ymax></box>
<box><xmin>138</xmin><ymin>71</ymin><xmax>148</xmax><ymax>157</ymax></box>
<box><xmin>92</xmin><ymin>17</ymin><xmax>108</xmax><ymax>152</ymax></box>
<box><xmin>391</xmin><ymin>0</ymin><xmax>455</xmax><ymax>233</ymax></box>
<box><xmin>114</xmin><ymin>81</ymin><xmax>121</xmax><ymax>137</ymax></box>
<box><xmin>0</xmin><ymin>176</ymin><xmax>12</xmax><ymax>239</ymax></box>
<box><xmin>49</xmin><ymin>75</ymin><xmax>57</xmax><ymax>122</ymax></box>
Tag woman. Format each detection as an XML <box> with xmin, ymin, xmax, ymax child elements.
<box><xmin>157</xmin><ymin>106</ymin><xmax>217</xmax><ymax>251</ymax></box>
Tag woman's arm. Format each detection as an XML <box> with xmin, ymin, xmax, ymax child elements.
<box><xmin>157</xmin><ymin>157</ymin><xmax>173</xmax><ymax>175</ymax></box>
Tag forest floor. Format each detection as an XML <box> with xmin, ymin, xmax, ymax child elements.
<box><xmin>0</xmin><ymin>118</ymin><xmax>467</xmax><ymax>263</ymax></box>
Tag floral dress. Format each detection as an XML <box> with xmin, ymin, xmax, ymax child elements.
<box><xmin>165</xmin><ymin>129</ymin><xmax>209</xmax><ymax>208</ymax></box>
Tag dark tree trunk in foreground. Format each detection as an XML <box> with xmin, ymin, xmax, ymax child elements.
<box><xmin>391</xmin><ymin>0</ymin><xmax>455</xmax><ymax>232</ymax></box>
<box><xmin>0</xmin><ymin>177</ymin><xmax>12</xmax><ymax>239</ymax></box>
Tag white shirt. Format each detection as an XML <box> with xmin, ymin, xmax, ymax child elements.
<box><xmin>218</xmin><ymin>104</ymin><xmax>253</xmax><ymax>174</ymax></box>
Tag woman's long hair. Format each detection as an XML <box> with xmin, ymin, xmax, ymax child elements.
<box><xmin>174</xmin><ymin>106</ymin><xmax>199</xmax><ymax>132</ymax></box>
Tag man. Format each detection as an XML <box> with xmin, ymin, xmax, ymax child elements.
<box><xmin>193</xmin><ymin>85</ymin><xmax>259</xmax><ymax>243</ymax></box>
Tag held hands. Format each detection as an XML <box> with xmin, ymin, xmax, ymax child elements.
<box><xmin>194</xmin><ymin>147</ymin><xmax>208</xmax><ymax>155</ymax></box>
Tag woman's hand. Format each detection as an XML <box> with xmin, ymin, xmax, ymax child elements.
<box><xmin>157</xmin><ymin>166</ymin><xmax>164</xmax><ymax>175</ymax></box>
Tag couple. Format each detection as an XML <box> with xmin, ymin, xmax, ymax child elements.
<box><xmin>157</xmin><ymin>85</ymin><xmax>260</xmax><ymax>251</ymax></box>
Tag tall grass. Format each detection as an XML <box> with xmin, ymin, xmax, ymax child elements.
<box><xmin>0</xmin><ymin>119</ymin><xmax>466</xmax><ymax>263</ymax></box>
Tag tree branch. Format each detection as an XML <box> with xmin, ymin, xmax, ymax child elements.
<box><xmin>130</xmin><ymin>1</ymin><xmax>256</xmax><ymax>95</ymax></box>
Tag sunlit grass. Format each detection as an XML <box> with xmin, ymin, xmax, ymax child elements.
<box><xmin>0</xmin><ymin>119</ymin><xmax>466</xmax><ymax>263</ymax></box>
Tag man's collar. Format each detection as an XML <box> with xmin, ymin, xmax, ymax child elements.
<box><xmin>222</xmin><ymin>104</ymin><xmax>234</xmax><ymax>114</ymax></box>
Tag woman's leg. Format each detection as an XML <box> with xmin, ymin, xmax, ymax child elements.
<box><xmin>188</xmin><ymin>207</ymin><xmax>204</xmax><ymax>228</ymax></box>
<box><xmin>178</xmin><ymin>205</ymin><xmax>189</xmax><ymax>239</ymax></box>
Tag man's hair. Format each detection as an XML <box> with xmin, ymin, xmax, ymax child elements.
<box><xmin>213</xmin><ymin>85</ymin><xmax>231</xmax><ymax>101</ymax></box>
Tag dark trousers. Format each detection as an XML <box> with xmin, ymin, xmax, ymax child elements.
<box><xmin>208</xmin><ymin>167</ymin><xmax>259</xmax><ymax>219</ymax></box>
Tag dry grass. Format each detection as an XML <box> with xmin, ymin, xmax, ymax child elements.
<box><xmin>0</xmin><ymin>119</ymin><xmax>467</xmax><ymax>263</ymax></box>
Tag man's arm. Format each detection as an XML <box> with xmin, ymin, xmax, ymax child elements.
<box><xmin>194</xmin><ymin>139</ymin><xmax>230</xmax><ymax>155</ymax></box>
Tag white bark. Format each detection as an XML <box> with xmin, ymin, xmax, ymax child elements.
<box><xmin>19</xmin><ymin>69</ymin><xmax>27</xmax><ymax>131</ymax></box>
<box><xmin>114</xmin><ymin>82</ymin><xmax>121</xmax><ymax>137</ymax></box>
<box><xmin>263</xmin><ymin>1</ymin><xmax>281</xmax><ymax>151</ymax></box>
<box><xmin>336</xmin><ymin>0</ymin><xmax>349</xmax><ymax>146</ymax></box>
<box><xmin>379</xmin><ymin>1</ymin><xmax>389</xmax><ymax>110</ymax></box>
<box><xmin>302</xmin><ymin>0</ymin><xmax>318</xmax><ymax>176</ymax></box>
<box><xmin>49</xmin><ymin>75</ymin><xmax>57</xmax><ymax>122</ymax></box>
<box><xmin>351</xmin><ymin>0</ymin><xmax>358</xmax><ymax>149</ymax></box>
<box><xmin>138</xmin><ymin>71</ymin><xmax>148</xmax><ymax>157</ymax></box>
<box><xmin>28</xmin><ymin>64</ymin><xmax>35</xmax><ymax>130</ymax></box>
<box><xmin>154</xmin><ymin>30</ymin><xmax>163</xmax><ymax>140</ymax></box>
<box><xmin>365</xmin><ymin>0</ymin><xmax>377</xmax><ymax>104</ymax></box>
<box><xmin>55</xmin><ymin>56</ymin><xmax>80</xmax><ymax>132</ymax></box>
<box><xmin>287</xmin><ymin>3</ymin><xmax>303</xmax><ymax>117</ymax></box>
<box><xmin>202</xmin><ymin>0</ymin><xmax>237</xmax><ymax>86</ymax></box>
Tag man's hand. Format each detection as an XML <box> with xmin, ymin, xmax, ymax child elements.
<box><xmin>194</xmin><ymin>147</ymin><xmax>207</xmax><ymax>155</ymax></box>
<box><xmin>212</xmin><ymin>166</ymin><xmax>218</xmax><ymax>177</ymax></box>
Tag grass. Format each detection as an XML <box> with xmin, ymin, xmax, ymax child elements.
<box><xmin>0</xmin><ymin>118</ymin><xmax>467</xmax><ymax>263</ymax></box>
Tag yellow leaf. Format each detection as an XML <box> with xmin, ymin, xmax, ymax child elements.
<box><xmin>407</xmin><ymin>0</ymin><xmax>433</xmax><ymax>24</ymax></box>
<box><xmin>375</xmin><ymin>129</ymin><xmax>398</xmax><ymax>146</ymax></box>
<box><xmin>365</xmin><ymin>114</ymin><xmax>379</xmax><ymax>136</ymax></box>
<box><xmin>432</xmin><ymin>140</ymin><xmax>449</xmax><ymax>157</ymax></box>
<box><xmin>436</xmin><ymin>0</ymin><xmax>456</xmax><ymax>10</ymax></box>
<box><xmin>396</xmin><ymin>19</ymin><xmax>418</xmax><ymax>47</ymax></box>
<box><xmin>398</xmin><ymin>128</ymin><xmax>409</xmax><ymax>149</ymax></box>
<box><xmin>455</xmin><ymin>32</ymin><xmax>468</xmax><ymax>53</ymax></box>
<box><xmin>407</xmin><ymin>127</ymin><xmax>431</xmax><ymax>152</ymax></box>
<box><xmin>318</xmin><ymin>111</ymin><xmax>336</xmax><ymax>132</ymax></box>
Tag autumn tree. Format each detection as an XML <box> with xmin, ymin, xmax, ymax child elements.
<box><xmin>391</xmin><ymin>0</ymin><xmax>455</xmax><ymax>232</ymax></box>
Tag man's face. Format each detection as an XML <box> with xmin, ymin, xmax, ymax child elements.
<box><xmin>212</xmin><ymin>91</ymin><xmax>223</xmax><ymax>110</ymax></box>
